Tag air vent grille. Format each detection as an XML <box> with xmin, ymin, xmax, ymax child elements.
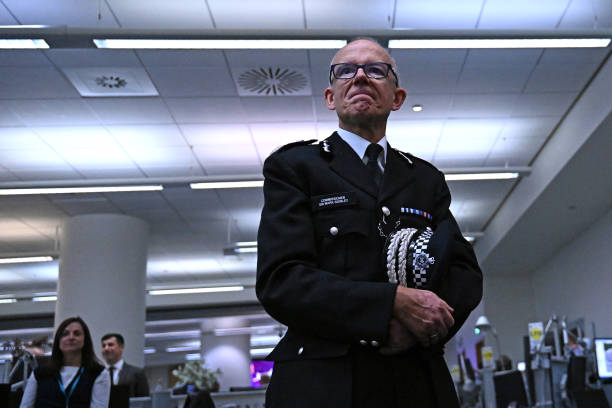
<box><xmin>233</xmin><ymin>66</ymin><xmax>311</xmax><ymax>96</ymax></box>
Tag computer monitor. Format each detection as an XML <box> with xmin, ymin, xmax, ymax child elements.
<box><xmin>593</xmin><ymin>338</ymin><xmax>612</xmax><ymax>379</ymax></box>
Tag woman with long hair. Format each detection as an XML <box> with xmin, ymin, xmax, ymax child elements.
<box><xmin>20</xmin><ymin>316</ymin><xmax>111</xmax><ymax>408</ymax></box>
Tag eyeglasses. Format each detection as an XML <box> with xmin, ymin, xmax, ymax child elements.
<box><xmin>329</xmin><ymin>62</ymin><xmax>398</xmax><ymax>86</ymax></box>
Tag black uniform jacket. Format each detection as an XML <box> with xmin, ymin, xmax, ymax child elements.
<box><xmin>256</xmin><ymin>132</ymin><xmax>483</xmax><ymax>407</ymax></box>
<box><xmin>117</xmin><ymin>362</ymin><xmax>149</xmax><ymax>397</ymax></box>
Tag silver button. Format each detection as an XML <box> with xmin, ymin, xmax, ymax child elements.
<box><xmin>298</xmin><ymin>347</ymin><xmax>304</xmax><ymax>355</ymax></box>
<box><xmin>359</xmin><ymin>340</ymin><xmax>367</xmax><ymax>346</ymax></box>
<box><xmin>370</xmin><ymin>340</ymin><xmax>380</xmax><ymax>347</ymax></box>
<box><xmin>329</xmin><ymin>226</ymin><xmax>339</xmax><ymax>236</ymax></box>
<box><xmin>382</xmin><ymin>206</ymin><xmax>390</xmax><ymax>216</ymax></box>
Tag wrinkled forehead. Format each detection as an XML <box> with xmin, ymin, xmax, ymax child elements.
<box><xmin>331</xmin><ymin>40</ymin><xmax>393</xmax><ymax>65</ymax></box>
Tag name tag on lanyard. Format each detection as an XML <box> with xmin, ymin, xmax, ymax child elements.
<box><xmin>57</xmin><ymin>366</ymin><xmax>84</xmax><ymax>408</ymax></box>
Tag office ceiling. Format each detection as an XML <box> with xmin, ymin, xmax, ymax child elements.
<box><xmin>0</xmin><ymin>1</ymin><xmax>611</xmax><ymax>317</ymax></box>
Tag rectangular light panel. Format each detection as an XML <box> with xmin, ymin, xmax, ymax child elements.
<box><xmin>0</xmin><ymin>39</ymin><xmax>49</xmax><ymax>49</ymax></box>
<box><xmin>94</xmin><ymin>39</ymin><xmax>347</xmax><ymax>49</ymax></box>
<box><xmin>389</xmin><ymin>38</ymin><xmax>611</xmax><ymax>49</ymax></box>
<box><xmin>0</xmin><ymin>185</ymin><xmax>163</xmax><ymax>195</ymax></box>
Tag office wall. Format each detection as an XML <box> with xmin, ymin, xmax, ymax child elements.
<box><xmin>532</xmin><ymin>205</ymin><xmax>612</xmax><ymax>338</ymax></box>
<box><xmin>483</xmin><ymin>273</ymin><xmax>536</xmax><ymax>364</ymax></box>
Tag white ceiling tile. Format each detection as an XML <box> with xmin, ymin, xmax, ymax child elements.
<box><xmin>225</xmin><ymin>50</ymin><xmax>309</xmax><ymax>69</ymax></box>
<box><xmin>108</xmin><ymin>124</ymin><xmax>186</xmax><ymax>147</ymax></box>
<box><xmin>57</xmin><ymin>147</ymin><xmax>137</xmax><ymax>169</ymax></box>
<box><xmin>499</xmin><ymin>117</ymin><xmax>559</xmax><ymax>140</ymax></box>
<box><xmin>105</xmin><ymin>191</ymin><xmax>167</xmax><ymax>211</ymax></box>
<box><xmin>0</xmin><ymin>148</ymin><xmax>71</xmax><ymax>171</ymax></box>
<box><xmin>387</xmin><ymin>120</ymin><xmax>444</xmax><ymax>162</ymax></box>
<box><xmin>593</xmin><ymin>0</ymin><xmax>612</xmax><ymax>27</ymax></box>
<box><xmin>33</xmin><ymin>126</ymin><xmax>117</xmax><ymax>149</ymax></box>
<box><xmin>434</xmin><ymin>119</ymin><xmax>504</xmax><ymax>166</ymax></box>
<box><xmin>250</xmin><ymin>122</ymin><xmax>317</xmax><ymax>159</ymax></box>
<box><xmin>86</xmin><ymin>98</ymin><xmax>174</xmax><ymax>124</ymax></box>
<box><xmin>141</xmin><ymin>166</ymin><xmax>205</xmax><ymax>178</ymax></box>
<box><xmin>192</xmin><ymin>131</ymin><xmax>261</xmax><ymax>172</ymax></box>
<box><xmin>180</xmin><ymin>123</ymin><xmax>251</xmax><ymax>145</ymax></box>
<box><xmin>447</xmin><ymin>180</ymin><xmax>516</xmax><ymax>230</ymax></box>
<box><xmin>304</xmin><ymin>0</ymin><xmax>391</xmax><ymax>29</ymax></box>
<box><xmin>163</xmin><ymin>187</ymin><xmax>227</xmax><ymax>216</ymax></box>
<box><xmin>485</xmin><ymin>135</ymin><xmax>547</xmax><ymax>166</ymax></box>
<box><xmin>0</xmin><ymin>50</ymin><xmax>51</xmax><ymax>67</ymax></box>
<box><xmin>391</xmin><ymin>49</ymin><xmax>467</xmax><ymax>93</ymax></box>
<box><xmin>558</xmin><ymin>0</ymin><xmax>598</xmax><ymax>28</ymax></box>
<box><xmin>0</xmin><ymin>67</ymin><xmax>79</xmax><ymax>98</ymax></box>
<box><xmin>524</xmin><ymin>48</ymin><xmax>608</xmax><ymax>92</ymax></box>
<box><xmin>147</xmin><ymin>67</ymin><xmax>237</xmax><ymax>97</ymax></box>
<box><xmin>45</xmin><ymin>49</ymin><xmax>142</xmax><ymax>67</ymax></box>
<box><xmin>0</xmin><ymin>169</ymin><xmax>18</xmax><ymax>182</ymax></box>
<box><xmin>392</xmin><ymin>94</ymin><xmax>453</xmax><ymax>119</ymax></box>
<box><xmin>209</xmin><ymin>0</ymin><xmax>304</xmax><ymax>29</ymax></box>
<box><xmin>478</xmin><ymin>0</ymin><xmax>567</xmax><ymax>29</ymax></box>
<box><xmin>457</xmin><ymin>50</ymin><xmax>541</xmax><ymax>93</ymax></box>
<box><xmin>0</xmin><ymin>127</ymin><xmax>46</xmax><ymax>149</ymax></box>
<box><xmin>240</xmin><ymin>96</ymin><xmax>315</xmax><ymax>122</ymax></box>
<box><xmin>138</xmin><ymin>50</ymin><xmax>227</xmax><ymax>67</ymax></box>
<box><xmin>0</xmin><ymin>102</ymin><xmax>24</xmax><ymax>126</ymax></box>
<box><xmin>0</xmin><ymin>217</ymin><xmax>45</xmax><ymax>240</ymax></box>
<box><xmin>124</xmin><ymin>146</ymin><xmax>197</xmax><ymax>167</ymax></box>
<box><xmin>3</xmin><ymin>0</ymin><xmax>119</xmax><ymax>27</ymax></box>
<box><xmin>449</xmin><ymin>94</ymin><xmax>519</xmax><ymax>118</ymax></box>
<box><xmin>52</xmin><ymin>196</ymin><xmax>119</xmax><ymax>215</ymax></box>
<box><xmin>512</xmin><ymin>93</ymin><xmax>577</xmax><ymax>117</ymax></box>
<box><xmin>394</xmin><ymin>0</ymin><xmax>482</xmax><ymax>29</ymax></box>
<box><xmin>107</xmin><ymin>0</ymin><xmax>214</xmax><ymax>28</ymax></box>
<box><xmin>166</xmin><ymin>97</ymin><xmax>246</xmax><ymax>123</ymax></box>
<box><xmin>11</xmin><ymin>169</ymin><xmax>81</xmax><ymax>181</ymax></box>
<box><xmin>7</xmin><ymin>99</ymin><xmax>100</xmax><ymax>126</ymax></box>
<box><xmin>308</xmin><ymin>50</ymin><xmax>336</xmax><ymax>96</ymax></box>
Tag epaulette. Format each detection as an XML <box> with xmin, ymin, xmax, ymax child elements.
<box><xmin>399</xmin><ymin>149</ymin><xmax>442</xmax><ymax>173</ymax></box>
<box><xmin>391</xmin><ymin>147</ymin><xmax>414</xmax><ymax>166</ymax></box>
<box><xmin>272</xmin><ymin>139</ymin><xmax>318</xmax><ymax>154</ymax></box>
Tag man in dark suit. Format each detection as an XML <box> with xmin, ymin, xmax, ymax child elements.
<box><xmin>256</xmin><ymin>38</ymin><xmax>483</xmax><ymax>407</ymax></box>
<box><xmin>101</xmin><ymin>333</ymin><xmax>150</xmax><ymax>398</ymax></box>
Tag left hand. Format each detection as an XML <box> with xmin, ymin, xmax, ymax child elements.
<box><xmin>380</xmin><ymin>317</ymin><xmax>417</xmax><ymax>355</ymax></box>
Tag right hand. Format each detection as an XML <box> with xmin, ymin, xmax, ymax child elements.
<box><xmin>392</xmin><ymin>286</ymin><xmax>454</xmax><ymax>347</ymax></box>
<box><xmin>380</xmin><ymin>317</ymin><xmax>416</xmax><ymax>355</ymax></box>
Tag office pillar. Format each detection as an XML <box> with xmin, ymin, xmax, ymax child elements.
<box><xmin>56</xmin><ymin>214</ymin><xmax>149</xmax><ymax>366</ymax></box>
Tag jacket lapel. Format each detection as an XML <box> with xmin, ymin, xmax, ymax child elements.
<box><xmin>327</xmin><ymin>133</ymin><xmax>379</xmax><ymax>198</ymax></box>
<box><xmin>378</xmin><ymin>145</ymin><xmax>416</xmax><ymax>204</ymax></box>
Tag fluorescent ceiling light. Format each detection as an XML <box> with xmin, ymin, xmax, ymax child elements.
<box><xmin>144</xmin><ymin>348</ymin><xmax>156</xmax><ymax>354</ymax></box>
<box><xmin>388</xmin><ymin>38</ymin><xmax>611</xmax><ymax>49</ymax></box>
<box><xmin>0</xmin><ymin>185</ymin><xmax>163</xmax><ymax>195</ymax></box>
<box><xmin>0</xmin><ymin>299</ymin><xmax>17</xmax><ymax>304</ymax></box>
<box><xmin>250</xmin><ymin>347</ymin><xmax>275</xmax><ymax>357</ymax></box>
<box><xmin>235</xmin><ymin>247</ymin><xmax>257</xmax><ymax>253</ymax></box>
<box><xmin>166</xmin><ymin>345</ymin><xmax>200</xmax><ymax>353</ymax></box>
<box><xmin>148</xmin><ymin>286</ymin><xmax>244</xmax><ymax>295</ymax></box>
<box><xmin>190</xmin><ymin>180</ymin><xmax>263</xmax><ymax>190</ymax></box>
<box><xmin>93</xmin><ymin>39</ymin><xmax>347</xmax><ymax>50</ymax></box>
<box><xmin>0</xmin><ymin>39</ymin><xmax>49</xmax><ymax>49</ymax></box>
<box><xmin>215</xmin><ymin>325</ymin><xmax>279</xmax><ymax>336</ymax></box>
<box><xmin>145</xmin><ymin>330</ymin><xmax>201</xmax><ymax>339</ymax></box>
<box><xmin>0</xmin><ymin>256</ymin><xmax>53</xmax><ymax>264</ymax></box>
<box><xmin>236</xmin><ymin>241</ymin><xmax>257</xmax><ymax>247</ymax></box>
<box><xmin>0</xmin><ymin>25</ymin><xmax>49</xmax><ymax>28</ymax></box>
<box><xmin>185</xmin><ymin>353</ymin><xmax>201</xmax><ymax>360</ymax></box>
<box><xmin>445</xmin><ymin>172</ymin><xmax>519</xmax><ymax>181</ymax></box>
<box><xmin>32</xmin><ymin>296</ymin><xmax>57</xmax><ymax>302</ymax></box>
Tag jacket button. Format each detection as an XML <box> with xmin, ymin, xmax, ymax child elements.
<box><xmin>298</xmin><ymin>347</ymin><xmax>304</xmax><ymax>355</ymax></box>
<box><xmin>359</xmin><ymin>340</ymin><xmax>367</xmax><ymax>346</ymax></box>
<box><xmin>370</xmin><ymin>340</ymin><xmax>380</xmax><ymax>347</ymax></box>
<box><xmin>329</xmin><ymin>226</ymin><xmax>339</xmax><ymax>236</ymax></box>
<box><xmin>382</xmin><ymin>206</ymin><xmax>390</xmax><ymax>216</ymax></box>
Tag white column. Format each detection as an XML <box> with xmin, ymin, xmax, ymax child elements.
<box><xmin>56</xmin><ymin>214</ymin><xmax>149</xmax><ymax>366</ymax></box>
<box><xmin>201</xmin><ymin>318</ymin><xmax>252</xmax><ymax>391</ymax></box>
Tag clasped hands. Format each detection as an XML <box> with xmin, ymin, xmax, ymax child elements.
<box><xmin>379</xmin><ymin>286</ymin><xmax>454</xmax><ymax>355</ymax></box>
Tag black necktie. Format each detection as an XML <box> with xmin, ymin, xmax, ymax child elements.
<box><xmin>365</xmin><ymin>143</ymin><xmax>383</xmax><ymax>187</ymax></box>
<box><xmin>109</xmin><ymin>366</ymin><xmax>115</xmax><ymax>385</ymax></box>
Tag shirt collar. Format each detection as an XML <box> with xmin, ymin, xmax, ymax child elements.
<box><xmin>107</xmin><ymin>359</ymin><xmax>124</xmax><ymax>370</ymax></box>
<box><xmin>336</xmin><ymin>128</ymin><xmax>387</xmax><ymax>165</ymax></box>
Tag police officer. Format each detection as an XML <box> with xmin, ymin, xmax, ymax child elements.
<box><xmin>256</xmin><ymin>38</ymin><xmax>483</xmax><ymax>408</ymax></box>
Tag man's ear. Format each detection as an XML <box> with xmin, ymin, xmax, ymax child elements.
<box><xmin>324</xmin><ymin>87</ymin><xmax>336</xmax><ymax>111</ymax></box>
<box><xmin>391</xmin><ymin>87</ymin><xmax>407</xmax><ymax>111</ymax></box>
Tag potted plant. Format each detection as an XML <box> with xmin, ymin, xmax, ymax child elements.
<box><xmin>172</xmin><ymin>360</ymin><xmax>221</xmax><ymax>393</ymax></box>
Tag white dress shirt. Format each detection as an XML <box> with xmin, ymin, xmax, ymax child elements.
<box><xmin>19</xmin><ymin>365</ymin><xmax>110</xmax><ymax>408</ymax></box>
<box><xmin>106</xmin><ymin>358</ymin><xmax>124</xmax><ymax>385</ymax></box>
<box><xmin>336</xmin><ymin>128</ymin><xmax>387</xmax><ymax>173</ymax></box>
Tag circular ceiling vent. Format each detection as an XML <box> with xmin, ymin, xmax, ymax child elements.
<box><xmin>95</xmin><ymin>75</ymin><xmax>127</xmax><ymax>89</ymax></box>
<box><xmin>238</xmin><ymin>67</ymin><xmax>308</xmax><ymax>96</ymax></box>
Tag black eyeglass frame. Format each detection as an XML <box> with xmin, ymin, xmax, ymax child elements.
<box><xmin>329</xmin><ymin>62</ymin><xmax>399</xmax><ymax>87</ymax></box>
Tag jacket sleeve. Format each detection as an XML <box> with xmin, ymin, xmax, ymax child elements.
<box><xmin>431</xmin><ymin>172</ymin><xmax>483</xmax><ymax>343</ymax></box>
<box><xmin>256</xmin><ymin>152</ymin><xmax>397</xmax><ymax>344</ymax></box>
<box><xmin>134</xmin><ymin>368</ymin><xmax>150</xmax><ymax>397</ymax></box>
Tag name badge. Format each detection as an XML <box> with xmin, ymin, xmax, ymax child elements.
<box><xmin>312</xmin><ymin>192</ymin><xmax>356</xmax><ymax>211</ymax></box>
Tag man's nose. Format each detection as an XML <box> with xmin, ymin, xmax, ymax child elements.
<box><xmin>353</xmin><ymin>66</ymin><xmax>368</xmax><ymax>81</ymax></box>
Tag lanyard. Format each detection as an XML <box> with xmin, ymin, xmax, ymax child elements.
<box><xmin>57</xmin><ymin>366</ymin><xmax>84</xmax><ymax>408</ymax></box>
